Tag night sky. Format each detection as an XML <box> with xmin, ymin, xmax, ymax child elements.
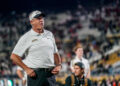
<box><xmin>0</xmin><ymin>0</ymin><xmax>116</xmax><ymax>13</ymax></box>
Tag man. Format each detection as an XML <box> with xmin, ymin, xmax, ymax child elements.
<box><xmin>17</xmin><ymin>66</ymin><xmax>27</xmax><ymax>86</ymax></box>
<box><xmin>70</xmin><ymin>44</ymin><xmax>90</xmax><ymax>78</ymax></box>
<box><xmin>10</xmin><ymin>10</ymin><xmax>61</xmax><ymax>86</ymax></box>
<box><xmin>65</xmin><ymin>62</ymin><xmax>92</xmax><ymax>86</ymax></box>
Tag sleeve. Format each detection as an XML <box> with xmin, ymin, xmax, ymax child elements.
<box><xmin>51</xmin><ymin>33</ymin><xmax>58</xmax><ymax>53</ymax></box>
<box><xmin>17</xmin><ymin>66</ymin><xmax>23</xmax><ymax>70</ymax></box>
<box><xmin>12</xmin><ymin>35</ymin><xmax>29</xmax><ymax>57</ymax></box>
<box><xmin>70</xmin><ymin>60</ymin><xmax>74</xmax><ymax>70</ymax></box>
<box><xmin>86</xmin><ymin>60</ymin><xmax>90</xmax><ymax>70</ymax></box>
<box><xmin>65</xmin><ymin>76</ymin><xmax>71</xmax><ymax>86</ymax></box>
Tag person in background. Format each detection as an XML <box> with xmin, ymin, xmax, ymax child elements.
<box><xmin>65</xmin><ymin>62</ymin><xmax>92</xmax><ymax>86</ymax></box>
<box><xmin>70</xmin><ymin>43</ymin><xmax>91</xmax><ymax>78</ymax></box>
<box><xmin>17</xmin><ymin>65</ymin><xmax>27</xmax><ymax>86</ymax></box>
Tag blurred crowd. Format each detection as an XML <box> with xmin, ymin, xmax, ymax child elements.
<box><xmin>0</xmin><ymin>3</ymin><xmax>120</xmax><ymax>86</ymax></box>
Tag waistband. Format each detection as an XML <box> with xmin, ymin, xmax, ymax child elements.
<box><xmin>31</xmin><ymin>67</ymin><xmax>54</xmax><ymax>72</ymax></box>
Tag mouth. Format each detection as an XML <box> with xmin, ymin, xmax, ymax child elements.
<box><xmin>37</xmin><ymin>28</ymin><xmax>43</xmax><ymax>33</ymax></box>
<box><xmin>37</xmin><ymin>28</ymin><xmax>42</xmax><ymax>30</ymax></box>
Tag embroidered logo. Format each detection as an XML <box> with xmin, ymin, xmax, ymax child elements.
<box><xmin>32</xmin><ymin>39</ymin><xmax>38</xmax><ymax>42</ymax></box>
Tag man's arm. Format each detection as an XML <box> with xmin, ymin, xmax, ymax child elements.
<box><xmin>10</xmin><ymin>53</ymin><xmax>36</xmax><ymax>77</ymax></box>
<box><xmin>51</xmin><ymin>52</ymin><xmax>62</xmax><ymax>74</ymax></box>
<box><xmin>54</xmin><ymin>53</ymin><xmax>61</xmax><ymax>65</ymax></box>
<box><xmin>11</xmin><ymin>54</ymin><xmax>28</xmax><ymax>70</ymax></box>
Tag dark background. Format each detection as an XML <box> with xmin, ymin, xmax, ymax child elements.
<box><xmin>0</xmin><ymin>0</ymin><xmax>116</xmax><ymax>13</ymax></box>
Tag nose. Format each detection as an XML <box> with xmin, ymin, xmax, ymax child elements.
<box><xmin>39</xmin><ymin>19</ymin><xmax>43</xmax><ymax>21</ymax></box>
<box><xmin>39</xmin><ymin>19</ymin><xmax>44</xmax><ymax>23</ymax></box>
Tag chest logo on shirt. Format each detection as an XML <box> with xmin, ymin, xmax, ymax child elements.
<box><xmin>32</xmin><ymin>39</ymin><xmax>38</xmax><ymax>42</ymax></box>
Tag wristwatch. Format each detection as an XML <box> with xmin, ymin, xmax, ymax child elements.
<box><xmin>56</xmin><ymin>64</ymin><xmax>62</xmax><ymax>68</ymax></box>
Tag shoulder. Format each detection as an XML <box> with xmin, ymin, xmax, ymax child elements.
<box><xmin>65</xmin><ymin>76</ymin><xmax>71</xmax><ymax>86</ymax></box>
<box><xmin>83</xmin><ymin>58</ymin><xmax>89</xmax><ymax>63</ymax></box>
<box><xmin>65</xmin><ymin>75</ymin><xmax>73</xmax><ymax>83</ymax></box>
<box><xmin>70</xmin><ymin>58</ymin><xmax>78</xmax><ymax>66</ymax></box>
<box><xmin>44</xmin><ymin>29</ymin><xmax>55</xmax><ymax>40</ymax></box>
<box><xmin>71</xmin><ymin>58</ymin><xmax>79</xmax><ymax>65</ymax></box>
<box><xmin>44</xmin><ymin>29</ymin><xmax>53</xmax><ymax>36</ymax></box>
<box><xmin>21</xmin><ymin>30</ymin><xmax>31</xmax><ymax>38</ymax></box>
<box><xmin>70</xmin><ymin>58</ymin><xmax>75</xmax><ymax>66</ymax></box>
<box><xmin>71</xmin><ymin>57</ymin><xmax>77</xmax><ymax>62</ymax></box>
<box><xmin>18</xmin><ymin>30</ymin><xmax>31</xmax><ymax>42</ymax></box>
<box><xmin>65</xmin><ymin>75</ymin><xmax>72</xmax><ymax>85</ymax></box>
<box><xmin>20</xmin><ymin>31</ymin><xmax>31</xmax><ymax>39</ymax></box>
<box><xmin>66</xmin><ymin>75</ymin><xmax>71</xmax><ymax>81</ymax></box>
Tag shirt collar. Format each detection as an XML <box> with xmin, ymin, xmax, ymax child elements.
<box><xmin>30</xmin><ymin>29</ymin><xmax>45</xmax><ymax>36</ymax></box>
<box><xmin>76</xmin><ymin>76</ymin><xmax>85</xmax><ymax>81</ymax></box>
<box><xmin>75</xmin><ymin>56</ymin><xmax>83</xmax><ymax>61</ymax></box>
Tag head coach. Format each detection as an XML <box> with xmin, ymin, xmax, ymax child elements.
<box><xmin>10</xmin><ymin>10</ymin><xmax>62</xmax><ymax>86</ymax></box>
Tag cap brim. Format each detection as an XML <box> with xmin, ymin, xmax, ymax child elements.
<box><xmin>75</xmin><ymin>63</ymin><xmax>85</xmax><ymax>69</ymax></box>
<box><xmin>34</xmin><ymin>13</ymin><xmax>45</xmax><ymax>18</ymax></box>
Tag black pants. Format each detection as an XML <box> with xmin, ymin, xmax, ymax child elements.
<box><xmin>27</xmin><ymin>68</ymin><xmax>56</xmax><ymax>86</ymax></box>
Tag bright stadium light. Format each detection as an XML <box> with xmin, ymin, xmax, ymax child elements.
<box><xmin>8</xmin><ymin>80</ymin><xmax>13</xmax><ymax>86</ymax></box>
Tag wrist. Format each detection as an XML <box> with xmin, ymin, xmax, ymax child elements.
<box><xmin>56</xmin><ymin>64</ymin><xmax>62</xmax><ymax>67</ymax></box>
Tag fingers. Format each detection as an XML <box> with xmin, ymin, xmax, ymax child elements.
<box><xmin>29</xmin><ymin>71</ymin><xmax>36</xmax><ymax>77</ymax></box>
<box><xmin>26</xmin><ymin>68</ymin><xmax>36</xmax><ymax>77</ymax></box>
<box><xmin>53</xmin><ymin>66</ymin><xmax>61</xmax><ymax>71</ymax></box>
<box><xmin>51</xmin><ymin>71</ymin><xmax>59</xmax><ymax>75</ymax></box>
<box><xmin>51</xmin><ymin>67</ymin><xmax>60</xmax><ymax>74</ymax></box>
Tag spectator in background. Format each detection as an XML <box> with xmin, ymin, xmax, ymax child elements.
<box><xmin>65</xmin><ymin>62</ymin><xmax>92</xmax><ymax>86</ymax></box>
<box><xmin>16</xmin><ymin>60</ymin><xmax>27</xmax><ymax>86</ymax></box>
<box><xmin>70</xmin><ymin>43</ymin><xmax>91</xmax><ymax>78</ymax></box>
<box><xmin>17</xmin><ymin>66</ymin><xmax>27</xmax><ymax>86</ymax></box>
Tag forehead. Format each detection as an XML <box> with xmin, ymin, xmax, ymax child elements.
<box><xmin>35</xmin><ymin>16</ymin><xmax>44</xmax><ymax>19</ymax></box>
<box><xmin>74</xmin><ymin>65</ymin><xmax>80</xmax><ymax>69</ymax></box>
<box><xmin>76</xmin><ymin>47</ymin><xmax>83</xmax><ymax>51</ymax></box>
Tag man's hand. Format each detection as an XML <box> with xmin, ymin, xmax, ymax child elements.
<box><xmin>25</xmin><ymin>68</ymin><xmax>36</xmax><ymax>77</ymax></box>
<box><xmin>51</xmin><ymin>65</ymin><xmax>61</xmax><ymax>75</ymax></box>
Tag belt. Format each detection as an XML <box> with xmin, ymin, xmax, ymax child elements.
<box><xmin>31</xmin><ymin>67</ymin><xmax>54</xmax><ymax>72</ymax></box>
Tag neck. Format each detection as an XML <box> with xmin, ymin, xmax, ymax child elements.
<box><xmin>77</xmin><ymin>55</ymin><xmax>82</xmax><ymax>60</ymax></box>
<box><xmin>32</xmin><ymin>27</ymin><xmax>44</xmax><ymax>34</ymax></box>
<box><xmin>78</xmin><ymin>74</ymin><xmax>84</xmax><ymax>80</ymax></box>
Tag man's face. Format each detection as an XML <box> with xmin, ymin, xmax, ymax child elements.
<box><xmin>75</xmin><ymin>48</ymin><xmax>83</xmax><ymax>57</ymax></box>
<box><xmin>74</xmin><ymin>65</ymin><xmax>84</xmax><ymax>77</ymax></box>
<box><xmin>30</xmin><ymin>16</ymin><xmax>44</xmax><ymax>32</ymax></box>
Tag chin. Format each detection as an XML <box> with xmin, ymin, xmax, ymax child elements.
<box><xmin>74</xmin><ymin>73</ymin><xmax>78</xmax><ymax>76</ymax></box>
<box><xmin>75</xmin><ymin>74</ymin><xmax>79</xmax><ymax>77</ymax></box>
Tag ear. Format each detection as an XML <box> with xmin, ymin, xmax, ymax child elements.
<box><xmin>30</xmin><ymin>19</ymin><xmax>35</xmax><ymax>25</ymax></box>
<box><xmin>30</xmin><ymin>20</ymin><xmax>33</xmax><ymax>24</ymax></box>
<box><xmin>81</xmin><ymin>69</ymin><xmax>84</xmax><ymax>74</ymax></box>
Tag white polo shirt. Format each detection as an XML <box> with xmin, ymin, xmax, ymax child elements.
<box><xmin>12</xmin><ymin>29</ymin><xmax>58</xmax><ymax>68</ymax></box>
<box><xmin>70</xmin><ymin>56</ymin><xmax>90</xmax><ymax>77</ymax></box>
